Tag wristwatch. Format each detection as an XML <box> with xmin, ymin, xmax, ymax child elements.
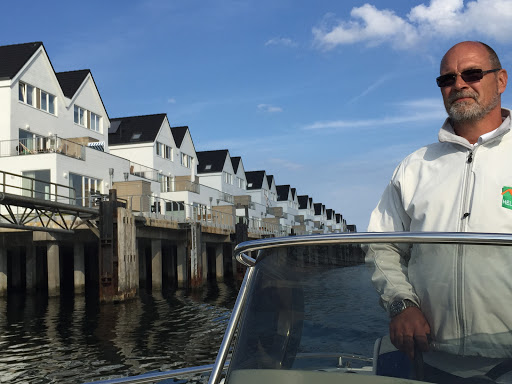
<box><xmin>389</xmin><ymin>299</ymin><xmax>419</xmax><ymax>318</ymax></box>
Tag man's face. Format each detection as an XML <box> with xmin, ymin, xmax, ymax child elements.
<box><xmin>440</xmin><ymin>43</ymin><xmax>503</xmax><ymax>123</ymax></box>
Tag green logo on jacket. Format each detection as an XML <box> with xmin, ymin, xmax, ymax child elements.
<box><xmin>502</xmin><ymin>187</ymin><xmax>512</xmax><ymax>209</ymax></box>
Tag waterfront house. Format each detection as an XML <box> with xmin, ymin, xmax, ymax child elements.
<box><xmin>275</xmin><ymin>185</ymin><xmax>299</xmax><ymax>229</ymax></box>
<box><xmin>298</xmin><ymin>195</ymin><xmax>315</xmax><ymax>233</ymax></box>
<box><xmin>313</xmin><ymin>203</ymin><xmax>327</xmax><ymax>233</ymax></box>
<box><xmin>196</xmin><ymin>149</ymin><xmax>241</xmax><ymax>207</ymax></box>
<box><xmin>108</xmin><ymin>114</ymin><xmax>200</xmax><ymax>216</ymax></box>
<box><xmin>0</xmin><ymin>41</ymin><xmax>135</xmax><ymax>207</ymax></box>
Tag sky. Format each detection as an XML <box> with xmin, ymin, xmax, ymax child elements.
<box><xmin>3</xmin><ymin>0</ymin><xmax>512</xmax><ymax>230</ymax></box>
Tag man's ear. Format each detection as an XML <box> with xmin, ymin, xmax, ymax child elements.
<box><xmin>498</xmin><ymin>69</ymin><xmax>508</xmax><ymax>94</ymax></box>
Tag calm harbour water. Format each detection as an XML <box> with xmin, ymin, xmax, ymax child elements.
<box><xmin>0</xmin><ymin>265</ymin><xmax>387</xmax><ymax>384</ymax></box>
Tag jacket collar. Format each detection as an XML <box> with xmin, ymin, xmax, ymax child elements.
<box><xmin>438</xmin><ymin>108</ymin><xmax>511</xmax><ymax>149</ymax></box>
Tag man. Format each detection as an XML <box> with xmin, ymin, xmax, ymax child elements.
<box><xmin>367</xmin><ymin>41</ymin><xmax>512</xmax><ymax>379</ymax></box>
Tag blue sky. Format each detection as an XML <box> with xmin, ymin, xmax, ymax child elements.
<box><xmin>4</xmin><ymin>0</ymin><xmax>512</xmax><ymax>230</ymax></box>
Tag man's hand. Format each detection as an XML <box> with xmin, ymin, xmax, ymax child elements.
<box><xmin>390</xmin><ymin>307</ymin><xmax>431</xmax><ymax>360</ymax></box>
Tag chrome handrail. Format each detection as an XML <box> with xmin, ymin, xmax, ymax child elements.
<box><xmin>234</xmin><ymin>232</ymin><xmax>512</xmax><ymax>266</ymax></box>
<box><xmin>83</xmin><ymin>363</ymin><xmax>227</xmax><ymax>384</ymax></box>
<box><xmin>208</xmin><ymin>265</ymin><xmax>257</xmax><ymax>384</ymax></box>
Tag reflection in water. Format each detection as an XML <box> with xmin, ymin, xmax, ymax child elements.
<box><xmin>0</xmin><ymin>265</ymin><xmax>385</xmax><ymax>383</ymax></box>
<box><xmin>0</xmin><ymin>281</ymin><xmax>238</xmax><ymax>383</ymax></box>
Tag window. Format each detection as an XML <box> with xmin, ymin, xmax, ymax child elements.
<box><xmin>166</xmin><ymin>201</ymin><xmax>184</xmax><ymax>211</ymax></box>
<box><xmin>74</xmin><ymin>105</ymin><xmax>85</xmax><ymax>126</ymax></box>
<box><xmin>131</xmin><ymin>133</ymin><xmax>142</xmax><ymax>141</ymax></box>
<box><xmin>69</xmin><ymin>173</ymin><xmax>101</xmax><ymax>207</ymax></box>
<box><xmin>156</xmin><ymin>142</ymin><xmax>172</xmax><ymax>159</ymax></box>
<box><xmin>223</xmin><ymin>172</ymin><xmax>233</xmax><ymax>185</ymax></box>
<box><xmin>74</xmin><ymin>105</ymin><xmax>101</xmax><ymax>132</ymax></box>
<box><xmin>181</xmin><ymin>153</ymin><xmax>192</xmax><ymax>168</ymax></box>
<box><xmin>156</xmin><ymin>142</ymin><xmax>163</xmax><ymax>156</ymax></box>
<box><xmin>237</xmin><ymin>177</ymin><xmax>245</xmax><ymax>189</ymax></box>
<box><xmin>158</xmin><ymin>174</ymin><xmax>172</xmax><ymax>192</ymax></box>
<box><xmin>205</xmin><ymin>164</ymin><xmax>212</xmax><ymax>170</ymax></box>
<box><xmin>19</xmin><ymin>82</ymin><xmax>55</xmax><ymax>114</ymax></box>
<box><xmin>22</xmin><ymin>170</ymin><xmax>51</xmax><ymax>200</ymax></box>
<box><xmin>90</xmin><ymin>112</ymin><xmax>100</xmax><ymax>132</ymax></box>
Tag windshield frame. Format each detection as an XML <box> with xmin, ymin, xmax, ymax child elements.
<box><xmin>208</xmin><ymin>232</ymin><xmax>512</xmax><ymax>384</ymax></box>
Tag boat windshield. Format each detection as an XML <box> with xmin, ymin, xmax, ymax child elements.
<box><xmin>222</xmin><ymin>234</ymin><xmax>512</xmax><ymax>384</ymax></box>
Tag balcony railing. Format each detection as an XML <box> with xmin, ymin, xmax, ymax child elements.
<box><xmin>129</xmin><ymin>162</ymin><xmax>159</xmax><ymax>182</ymax></box>
<box><xmin>0</xmin><ymin>136</ymin><xmax>86</xmax><ymax>160</ymax></box>
<box><xmin>122</xmin><ymin>194</ymin><xmax>235</xmax><ymax>231</ymax></box>
<box><xmin>169</xmin><ymin>179</ymin><xmax>200</xmax><ymax>194</ymax></box>
<box><xmin>0</xmin><ymin>170</ymin><xmax>76</xmax><ymax>204</ymax></box>
<box><xmin>219</xmin><ymin>191</ymin><xmax>234</xmax><ymax>204</ymax></box>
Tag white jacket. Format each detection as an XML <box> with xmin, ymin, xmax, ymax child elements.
<box><xmin>367</xmin><ymin>109</ymin><xmax>512</xmax><ymax>357</ymax></box>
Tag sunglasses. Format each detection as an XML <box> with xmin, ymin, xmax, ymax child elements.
<box><xmin>436</xmin><ymin>68</ymin><xmax>500</xmax><ymax>87</ymax></box>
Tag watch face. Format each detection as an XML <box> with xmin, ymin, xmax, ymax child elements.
<box><xmin>390</xmin><ymin>300</ymin><xmax>405</xmax><ymax>317</ymax></box>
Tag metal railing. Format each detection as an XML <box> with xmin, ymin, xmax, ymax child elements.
<box><xmin>0</xmin><ymin>170</ymin><xmax>76</xmax><ymax>204</ymax></box>
<box><xmin>0</xmin><ymin>136</ymin><xmax>86</xmax><ymax>160</ymax></box>
<box><xmin>129</xmin><ymin>162</ymin><xmax>159</xmax><ymax>182</ymax></box>
<box><xmin>122</xmin><ymin>194</ymin><xmax>236</xmax><ymax>231</ymax></box>
<box><xmin>219</xmin><ymin>191</ymin><xmax>235</xmax><ymax>204</ymax></box>
<box><xmin>170</xmin><ymin>178</ymin><xmax>200</xmax><ymax>193</ymax></box>
<box><xmin>244</xmin><ymin>216</ymin><xmax>289</xmax><ymax>237</ymax></box>
<box><xmin>83</xmin><ymin>363</ymin><xmax>228</xmax><ymax>384</ymax></box>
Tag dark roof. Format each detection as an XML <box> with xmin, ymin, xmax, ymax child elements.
<box><xmin>55</xmin><ymin>70</ymin><xmax>90</xmax><ymax>98</ymax></box>
<box><xmin>108</xmin><ymin>114</ymin><xmax>167</xmax><ymax>145</ymax></box>
<box><xmin>0</xmin><ymin>42</ymin><xmax>42</xmax><ymax>80</ymax></box>
<box><xmin>171</xmin><ymin>126</ymin><xmax>188</xmax><ymax>148</ymax></box>
<box><xmin>266</xmin><ymin>175</ymin><xmax>274</xmax><ymax>187</ymax></box>
<box><xmin>246</xmin><ymin>171</ymin><xmax>266</xmax><ymax>190</ymax></box>
<box><xmin>314</xmin><ymin>203</ymin><xmax>323</xmax><ymax>215</ymax></box>
<box><xmin>231</xmin><ymin>156</ymin><xmax>241</xmax><ymax>173</ymax></box>
<box><xmin>291</xmin><ymin>188</ymin><xmax>296</xmax><ymax>199</ymax></box>
<box><xmin>196</xmin><ymin>150</ymin><xmax>229</xmax><ymax>174</ymax></box>
<box><xmin>326</xmin><ymin>209</ymin><xmax>333</xmax><ymax>219</ymax></box>
<box><xmin>276</xmin><ymin>185</ymin><xmax>291</xmax><ymax>201</ymax></box>
<box><xmin>298</xmin><ymin>195</ymin><xmax>309</xmax><ymax>209</ymax></box>
<box><xmin>309</xmin><ymin>197</ymin><xmax>313</xmax><ymax>206</ymax></box>
<box><xmin>347</xmin><ymin>224</ymin><xmax>357</xmax><ymax>232</ymax></box>
<box><xmin>335</xmin><ymin>213</ymin><xmax>341</xmax><ymax>223</ymax></box>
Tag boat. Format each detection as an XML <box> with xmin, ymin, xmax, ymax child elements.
<box><xmin>85</xmin><ymin>232</ymin><xmax>512</xmax><ymax>384</ymax></box>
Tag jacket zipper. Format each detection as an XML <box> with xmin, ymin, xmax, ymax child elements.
<box><xmin>457</xmin><ymin>148</ymin><xmax>476</xmax><ymax>355</ymax></box>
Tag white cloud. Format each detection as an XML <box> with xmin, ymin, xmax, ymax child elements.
<box><xmin>265</xmin><ymin>37</ymin><xmax>298</xmax><ymax>47</ymax></box>
<box><xmin>313</xmin><ymin>4</ymin><xmax>419</xmax><ymax>50</ymax></box>
<box><xmin>304</xmin><ymin>111</ymin><xmax>445</xmax><ymax>130</ymax></box>
<box><xmin>257</xmin><ymin>103</ymin><xmax>283</xmax><ymax>113</ymax></box>
<box><xmin>313</xmin><ymin>0</ymin><xmax>512</xmax><ymax>50</ymax></box>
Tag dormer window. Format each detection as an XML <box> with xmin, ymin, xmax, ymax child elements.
<box><xmin>205</xmin><ymin>164</ymin><xmax>212</xmax><ymax>170</ymax></box>
<box><xmin>131</xmin><ymin>133</ymin><xmax>142</xmax><ymax>141</ymax></box>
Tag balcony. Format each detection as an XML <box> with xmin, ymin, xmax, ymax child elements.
<box><xmin>0</xmin><ymin>136</ymin><xmax>86</xmax><ymax>160</ymax></box>
<box><xmin>129</xmin><ymin>162</ymin><xmax>159</xmax><ymax>182</ymax></box>
<box><xmin>171</xmin><ymin>179</ymin><xmax>200</xmax><ymax>194</ymax></box>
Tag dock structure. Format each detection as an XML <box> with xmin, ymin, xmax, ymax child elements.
<box><xmin>0</xmin><ymin>186</ymin><xmax>274</xmax><ymax>302</ymax></box>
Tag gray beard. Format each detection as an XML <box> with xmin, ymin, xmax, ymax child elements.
<box><xmin>446</xmin><ymin>91</ymin><xmax>500</xmax><ymax>123</ymax></box>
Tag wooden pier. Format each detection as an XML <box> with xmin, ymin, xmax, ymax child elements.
<box><xmin>0</xmin><ymin>188</ymin><xmax>246</xmax><ymax>302</ymax></box>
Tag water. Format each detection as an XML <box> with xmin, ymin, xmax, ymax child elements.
<box><xmin>0</xmin><ymin>282</ymin><xmax>238</xmax><ymax>383</ymax></box>
<box><xmin>0</xmin><ymin>265</ymin><xmax>387</xmax><ymax>383</ymax></box>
